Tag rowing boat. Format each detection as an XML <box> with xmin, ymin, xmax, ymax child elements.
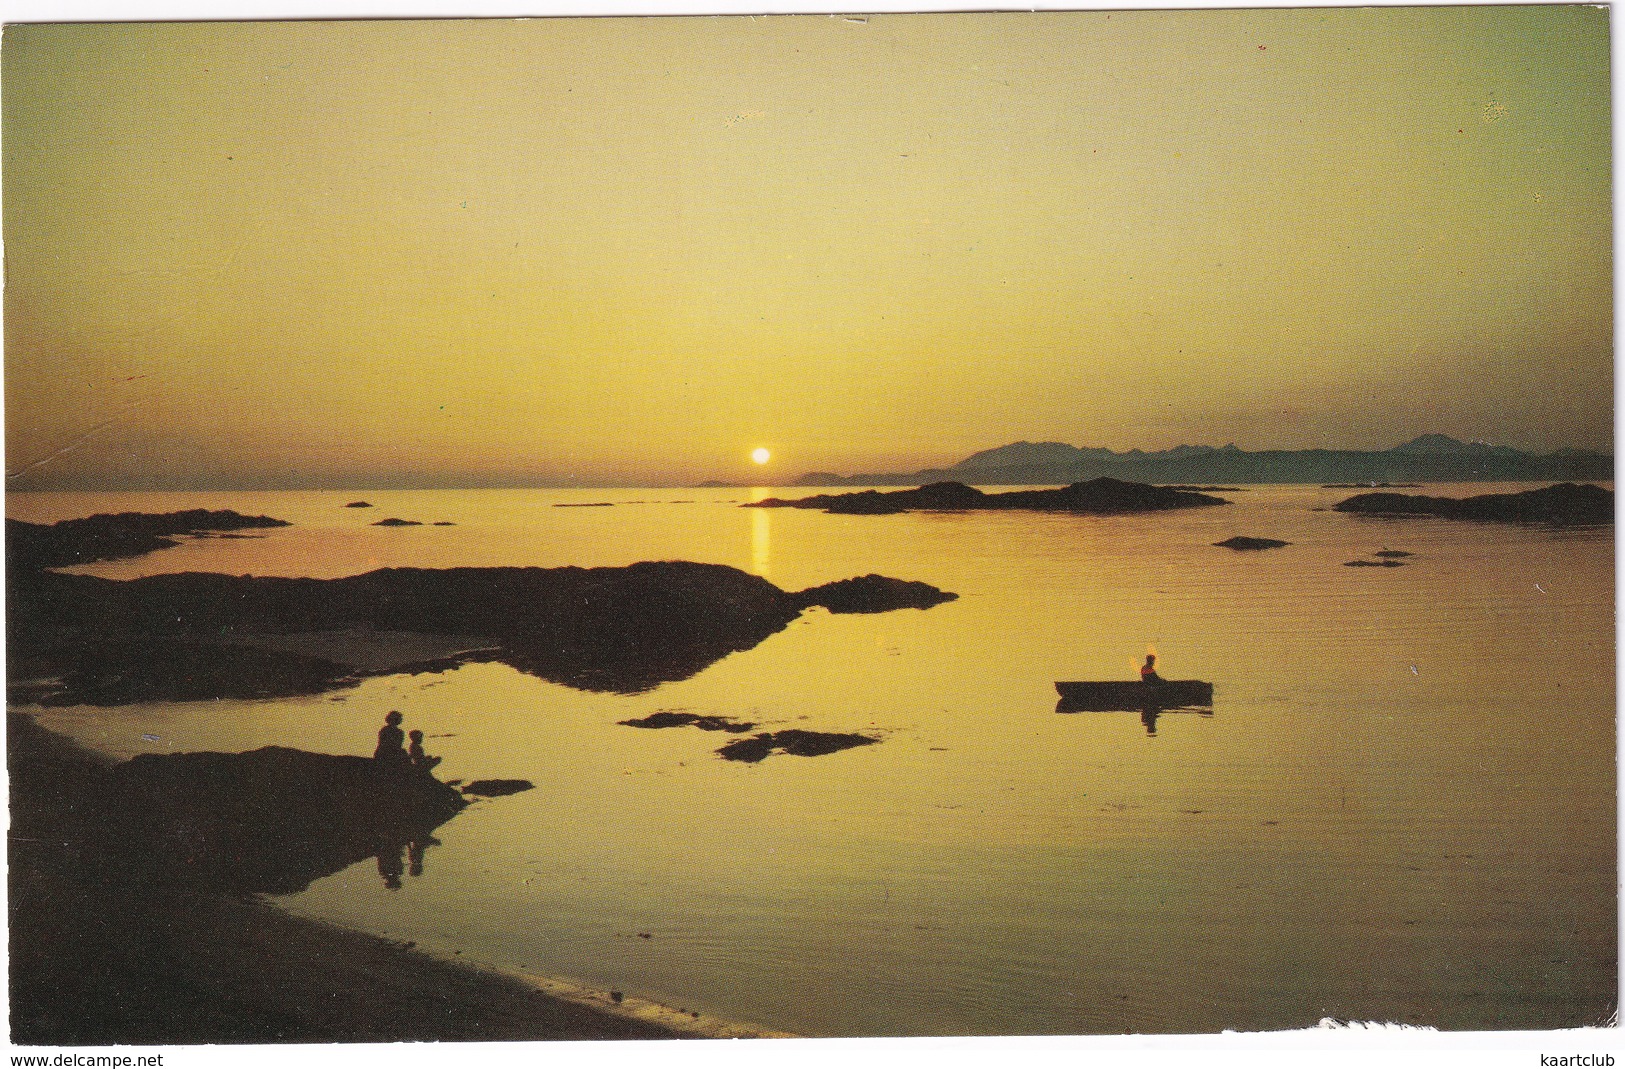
<box><xmin>1054</xmin><ymin>679</ymin><xmax>1213</xmax><ymax>711</ymax></box>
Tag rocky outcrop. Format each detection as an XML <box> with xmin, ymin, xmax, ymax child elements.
<box><xmin>7</xmin><ymin>510</ymin><xmax>289</xmax><ymax>571</ymax></box>
<box><xmin>794</xmin><ymin>574</ymin><xmax>958</xmax><ymax>613</ymax></box>
<box><xmin>1333</xmin><ymin>482</ymin><xmax>1612</xmax><ymax>526</ymax></box>
<box><xmin>748</xmin><ymin>478</ymin><xmax>1226</xmax><ymax>516</ymax></box>
<box><xmin>9</xmin><ymin>514</ymin><xmax>959</xmax><ymax>701</ymax></box>
<box><xmin>9</xmin><ymin>716</ymin><xmax>470</xmax><ymax>897</ymax></box>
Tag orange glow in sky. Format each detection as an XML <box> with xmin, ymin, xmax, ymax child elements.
<box><xmin>3</xmin><ymin>10</ymin><xmax>1612</xmax><ymax>490</ymax></box>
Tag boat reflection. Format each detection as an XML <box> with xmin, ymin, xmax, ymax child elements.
<box><xmin>1055</xmin><ymin>681</ymin><xmax>1216</xmax><ymax>736</ymax></box>
<box><xmin>1055</xmin><ymin>700</ymin><xmax>1216</xmax><ymax>736</ymax></box>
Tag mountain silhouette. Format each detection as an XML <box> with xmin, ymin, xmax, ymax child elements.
<box><xmin>794</xmin><ymin>436</ymin><xmax>1610</xmax><ymax>487</ymax></box>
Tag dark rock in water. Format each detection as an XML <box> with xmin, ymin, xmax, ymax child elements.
<box><xmin>372</xmin><ymin>518</ymin><xmax>423</xmax><ymax>527</ymax></box>
<box><xmin>619</xmin><ymin>711</ymin><xmax>756</xmax><ymax>733</ymax></box>
<box><xmin>1333</xmin><ymin>483</ymin><xmax>1612</xmax><ymax>526</ymax></box>
<box><xmin>795</xmin><ymin>574</ymin><xmax>958</xmax><ymax>613</ymax></box>
<box><xmin>461</xmin><ymin>779</ymin><xmax>535</xmax><ymax>797</ymax></box>
<box><xmin>1323</xmin><ymin>483</ymin><xmax>1421</xmax><ymax>489</ymax></box>
<box><xmin>1213</xmin><ymin>536</ymin><xmax>1290</xmax><ymax>551</ymax></box>
<box><xmin>748</xmin><ymin>477</ymin><xmax>1226</xmax><ymax>516</ymax></box>
<box><xmin>344</xmin><ymin>501</ymin><xmax>373</xmax><ymax>508</ymax></box>
<box><xmin>432</xmin><ymin>522</ymin><xmax>456</xmax><ymax>526</ymax></box>
<box><xmin>1344</xmin><ymin>559</ymin><xmax>1407</xmax><ymax>567</ymax></box>
<box><xmin>7</xmin><ymin>510</ymin><xmax>290</xmax><ymax>571</ymax></box>
<box><xmin>1373</xmin><ymin>549</ymin><xmax>1414</xmax><ymax>558</ymax></box>
<box><xmin>716</xmin><ymin>729</ymin><xmax>878</xmax><ymax>763</ymax></box>
<box><xmin>554</xmin><ymin>502</ymin><xmax>615</xmax><ymax>508</ymax></box>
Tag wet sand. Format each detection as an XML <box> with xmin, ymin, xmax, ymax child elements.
<box><xmin>9</xmin><ymin>714</ymin><xmax>787</xmax><ymax>1044</ymax></box>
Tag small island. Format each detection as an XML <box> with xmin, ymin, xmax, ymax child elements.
<box><xmin>746</xmin><ymin>478</ymin><xmax>1227</xmax><ymax>516</ymax></box>
<box><xmin>1213</xmin><ymin>536</ymin><xmax>1290</xmax><ymax>551</ymax></box>
<box><xmin>1333</xmin><ymin>483</ymin><xmax>1612</xmax><ymax>526</ymax></box>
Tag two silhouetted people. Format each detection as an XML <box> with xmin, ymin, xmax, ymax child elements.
<box><xmin>372</xmin><ymin>712</ymin><xmax>445</xmax><ymax>890</ymax></box>
<box><xmin>374</xmin><ymin>712</ymin><xmax>440</xmax><ymax>775</ymax></box>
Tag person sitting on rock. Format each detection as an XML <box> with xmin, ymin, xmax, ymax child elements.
<box><xmin>408</xmin><ymin>729</ymin><xmax>442</xmax><ymax>774</ymax></box>
<box><xmin>1140</xmin><ymin>654</ymin><xmax>1163</xmax><ymax>685</ymax></box>
<box><xmin>374</xmin><ymin>711</ymin><xmax>409</xmax><ymax>768</ymax></box>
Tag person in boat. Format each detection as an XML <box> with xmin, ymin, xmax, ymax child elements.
<box><xmin>408</xmin><ymin>729</ymin><xmax>442</xmax><ymax>774</ymax></box>
<box><xmin>1140</xmin><ymin>654</ymin><xmax>1163</xmax><ymax>685</ymax></box>
<box><xmin>374</xmin><ymin>711</ymin><xmax>409</xmax><ymax>768</ymax></box>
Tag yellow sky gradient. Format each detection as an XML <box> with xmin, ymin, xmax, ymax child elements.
<box><xmin>4</xmin><ymin>8</ymin><xmax>1612</xmax><ymax>489</ymax></box>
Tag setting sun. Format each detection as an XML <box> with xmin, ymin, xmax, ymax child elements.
<box><xmin>751</xmin><ymin>448</ymin><xmax>771</xmax><ymax>465</ymax></box>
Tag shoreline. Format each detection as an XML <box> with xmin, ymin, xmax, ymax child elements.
<box><xmin>8</xmin><ymin>713</ymin><xmax>789</xmax><ymax>1045</ymax></box>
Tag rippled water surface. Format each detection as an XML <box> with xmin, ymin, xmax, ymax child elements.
<box><xmin>13</xmin><ymin>484</ymin><xmax>1615</xmax><ymax>1036</ymax></box>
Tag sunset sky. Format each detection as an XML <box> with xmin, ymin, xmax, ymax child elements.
<box><xmin>4</xmin><ymin>7</ymin><xmax>1612</xmax><ymax>489</ymax></box>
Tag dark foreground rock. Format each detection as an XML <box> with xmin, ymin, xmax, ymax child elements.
<box><xmin>1213</xmin><ymin>536</ymin><xmax>1290</xmax><ymax>551</ymax></box>
<box><xmin>1345</xmin><ymin>559</ymin><xmax>1407</xmax><ymax>568</ymax></box>
<box><xmin>7</xmin><ymin>509</ymin><xmax>290</xmax><ymax>571</ymax></box>
<box><xmin>8</xmin><ymin>714</ymin><xmax>689</xmax><ymax>1044</ymax></box>
<box><xmin>9</xmin><ymin>515</ymin><xmax>957</xmax><ymax>701</ymax></box>
<box><xmin>1333</xmin><ymin>483</ymin><xmax>1612</xmax><ymax>526</ymax></box>
<box><xmin>716</xmin><ymin>729</ymin><xmax>879</xmax><ymax>763</ymax></box>
<box><xmin>373</xmin><ymin>517</ymin><xmax>423</xmax><ymax>526</ymax></box>
<box><xmin>98</xmin><ymin>744</ymin><xmax>469</xmax><ymax>896</ymax></box>
<box><xmin>344</xmin><ymin>501</ymin><xmax>373</xmax><ymax>508</ymax></box>
<box><xmin>747</xmin><ymin>478</ymin><xmax>1227</xmax><ymax>516</ymax></box>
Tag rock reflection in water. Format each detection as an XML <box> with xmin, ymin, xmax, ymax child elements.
<box><xmin>10</xmin><ymin>712</ymin><xmax>474</xmax><ymax>897</ymax></box>
<box><xmin>10</xmin><ymin>530</ymin><xmax>958</xmax><ymax>702</ymax></box>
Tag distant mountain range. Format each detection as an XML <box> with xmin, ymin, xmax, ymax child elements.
<box><xmin>794</xmin><ymin>435</ymin><xmax>1613</xmax><ymax>487</ymax></box>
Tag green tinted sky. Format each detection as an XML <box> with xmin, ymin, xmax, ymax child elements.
<box><xmin>4</xmin><ymin>8</ymin><xmax>1612</xmax><ymax>488</ymax></box>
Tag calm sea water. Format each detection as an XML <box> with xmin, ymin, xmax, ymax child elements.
<box><xmin>10</xmin><ymin>484</ymin><xmax>1615</xmax><ymax>1036</ymax></box>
